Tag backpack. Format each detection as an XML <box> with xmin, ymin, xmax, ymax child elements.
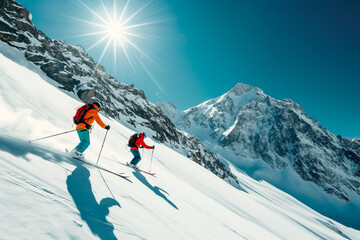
<box><xmin>73</xmin><ymin>104</ymin><xmax>95</xmax><ymax>125</ymax></box>
<box><xmin>128</xmin><ymin>133</ymin><xmax>138</xmax><ymax>147</ymax></box>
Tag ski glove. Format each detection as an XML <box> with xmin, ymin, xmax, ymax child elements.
<box><xmin>105</xmin><ymin>125</ymin><xmax>110</xmax><ymax>130</ymax></box>
<box><xmin>151</xmin><ymin>146</ymin><xmax>155</xmax><ymax>149</ymax></box>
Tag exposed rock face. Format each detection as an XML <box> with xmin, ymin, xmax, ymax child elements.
<box><xmin>219</xmin><ymin>95</ymin><xmax>360</xmax><ymax>201</ymax></box>
<box><xmin>159</xmin><ymin>83</ymin><xmax>360</xmax><ymax>202</ymax></box>
<box><xmin>0</xmin><ymin>0</ymin><xmax>239</xmax><ymax>186</ymax></box>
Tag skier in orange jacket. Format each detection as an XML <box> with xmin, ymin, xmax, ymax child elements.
<box><xmin>71</xmin><ymin>102</ymin><xmax>110</xmax><ymax>160</ymax></box>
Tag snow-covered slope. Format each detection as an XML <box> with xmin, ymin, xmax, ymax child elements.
<box><xmin>1</xmin><ymin>37</ymin><xmax>360</xmax><ymax>240</ymax></box>
<box><xmin>158</xmin><ymin>83</ymin><xmax>360</xmax><ymax>230</ymax></box>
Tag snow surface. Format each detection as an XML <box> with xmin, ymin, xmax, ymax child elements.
<box><xmin>1</xmin><ymin>46</ymin><xmax>360</xmax><ymax>240</ymax></box>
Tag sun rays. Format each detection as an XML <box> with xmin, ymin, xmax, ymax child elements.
<box><xmin>70</xmin><ymin>0</ymin><xmax>166</xmax><ymax>93</ymax></box>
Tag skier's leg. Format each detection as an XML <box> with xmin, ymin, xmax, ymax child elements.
<box><xmin>81</xmin><ymin>130</ymin><xmax>90</xmax><ymax>152</ymax></box>
<box><xmin>129</xmin><ymin>149</ymin><xmax>137</xmax><ymax>164</ymax></box>
<box><xmin>130</xmin><ymin>149</ymin><xmax>141</xmax><ymax>165</ymax></box>
<box><xmin>75</xmin><ymin>130</ymin><xmax>90</xmax><ymax>153</ymax></box>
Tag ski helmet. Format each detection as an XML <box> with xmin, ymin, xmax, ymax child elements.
<box><xmin>93</xmin><ymin>101</ymin><xmax>101</xmax><ymax>109</ymax></box>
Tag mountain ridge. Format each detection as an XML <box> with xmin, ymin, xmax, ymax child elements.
<box><xmin>158</xmin><ymin>82</ymin><xmax>360</xmax><ymax>229</ymax></box>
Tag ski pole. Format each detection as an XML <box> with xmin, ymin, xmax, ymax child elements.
<box><xmin>140</xmin><ymin>147</ymin><xmax>144</xmax><ymax>168</ymax></box>
<box><xmin>149</xmin><ymin>148</ymin><xmax>155</xmax><ymax>172</ymax></box>
<box><xmin>96</xmin><ymin>130</ymin><xmax>109</xmax><ymax>165</ymax></box>
<box><xmin>28</xmin><ymin>129</ymin><xmax>83</xmax><ymax>143</ymax></box>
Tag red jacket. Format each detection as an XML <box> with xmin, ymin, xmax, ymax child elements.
<box><xmin>131</xmin><ymin>133</ymin><xmax>152</xmax><ymax>150</ymax></box>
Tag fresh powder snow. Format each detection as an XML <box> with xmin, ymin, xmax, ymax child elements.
<box><xmin>0</xmin><ymin>44</ymin><xmax>359</xmax><ymax>240</ymax></box>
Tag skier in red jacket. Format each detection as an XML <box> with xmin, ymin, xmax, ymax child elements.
<box><xmin>128</xmin><ymin>132</ymin><xmax>154</xmax><ymax>168</ymax></box>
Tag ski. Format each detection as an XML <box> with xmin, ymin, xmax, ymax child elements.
<box><xmin>124</xmin><ymin>162</ymin><xmax>156</xmax><ymax>176</ymax></box>
<box><xmin>96</xmin><ymin>166</ymin><xmax>130</xmax><ymax>179</ymax></box>
<box><xmin>79</xmin><ymin>158</ymin><xmax>130</xmax><ymax>179</ymax></box>
<box><xmin>65</xmin><ymin>149</ymin><xmax>130</xmax><ymax>179</ymax></box>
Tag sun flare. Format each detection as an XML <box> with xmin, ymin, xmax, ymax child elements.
<box><xmin>71</xmin><ymin>0</ymin><xmax>165</xmax><ymax>89</ymax></box>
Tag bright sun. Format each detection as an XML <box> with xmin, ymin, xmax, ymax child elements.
<box><xmin>73</xmin><ymin>0</ymin><xmax>162</xmax><ymax>70</ymax></box>
<box><xmin>70</xmin><ymin>0</ymin><xmax>166</xmax><ymax>93</ymax></box>
<box><xmin>106</xmin><ymin>22</ymin><xmax>124</xmax><ymax>43</ymax></box>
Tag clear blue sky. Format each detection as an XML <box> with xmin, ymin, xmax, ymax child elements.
<box><xmin>17</xmin><ymin>0</ymin><xmax>360</xmax><ymax>138</ymax></box>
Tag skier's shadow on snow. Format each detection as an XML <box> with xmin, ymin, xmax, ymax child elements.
<box><xmin>132</xmin><ymin>170</ymin><xmax>178</xmax><ymax>210</ymax></box>
<box><xmin>67</xmin><ymin>163</ymin><xmax>120</xmax><ymax>240</ymax></box>
<box><xmin>0</xmin><ymin>135</ymin><xmax>69</xmax><ymax>163</ymax></box>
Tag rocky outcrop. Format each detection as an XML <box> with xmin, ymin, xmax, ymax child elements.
<box><xmin>219</xmin><ymin>96</ymin><xmax>360</xmax><ymax>201</ymax></box>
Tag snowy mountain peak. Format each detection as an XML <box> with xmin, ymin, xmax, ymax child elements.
<box><xmin>156</xmin><ymin>101</ymin><xmax>184</xmax><ymax>123</ymax></box>
<box><xmin>168</xmin><ymin>82</ymin><xmax>264</xmax><ymax>141</ymax></box>
<box><xmin>159</xmin><ymin>82</ymin><xmax>360</xmax><ymax>229</ymax></box>
<box><xmin>157</xmin><ymin>101</ymin><xmax>177</xmax><ymax>111</ymax></box>
<box><xmin>228</xmin><ymin>82</ymin><xmax>264</xmax><ymax>96</ymax></box>
<box><xmin>0</xmin><ymin>0</ymin><xmax>32</xmax><ymax>24</ymax></box>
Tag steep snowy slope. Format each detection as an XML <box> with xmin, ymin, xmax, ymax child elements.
<box><xmin>1</xmin><ymin>37</ymin><xmax>360</xmax><ymax>240</ymax></box>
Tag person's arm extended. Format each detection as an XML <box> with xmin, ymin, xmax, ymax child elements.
<box><xmin>93</xmin><ymin>111</ymin><xmax>107</xmax><ymax>128</ymax></box>
<box><xmin>140</xmin><ymin>139</ymin><xmax>152</xmax><ymax>149</ymax></box>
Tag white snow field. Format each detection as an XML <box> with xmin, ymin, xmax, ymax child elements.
<box><xmin>0</xmin><ymin>45</ymin><xmax>359</xmax><ymax>240</ymax></box>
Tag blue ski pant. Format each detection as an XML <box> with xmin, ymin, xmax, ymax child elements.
<box><xmin>75</xmin><ymin>129</ymin><xmax>90</xmax><ymax>153</ymax></box>
<box><xmin>130</xmin><ymin>149</ymin><xmax>141</xmax><ymax>165</ymax></box>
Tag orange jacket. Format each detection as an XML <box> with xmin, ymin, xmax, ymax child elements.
<box><xmin>76</xmin><ymin>105</ymin><xmax>107</xmax><ymax>130</ymax></box>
